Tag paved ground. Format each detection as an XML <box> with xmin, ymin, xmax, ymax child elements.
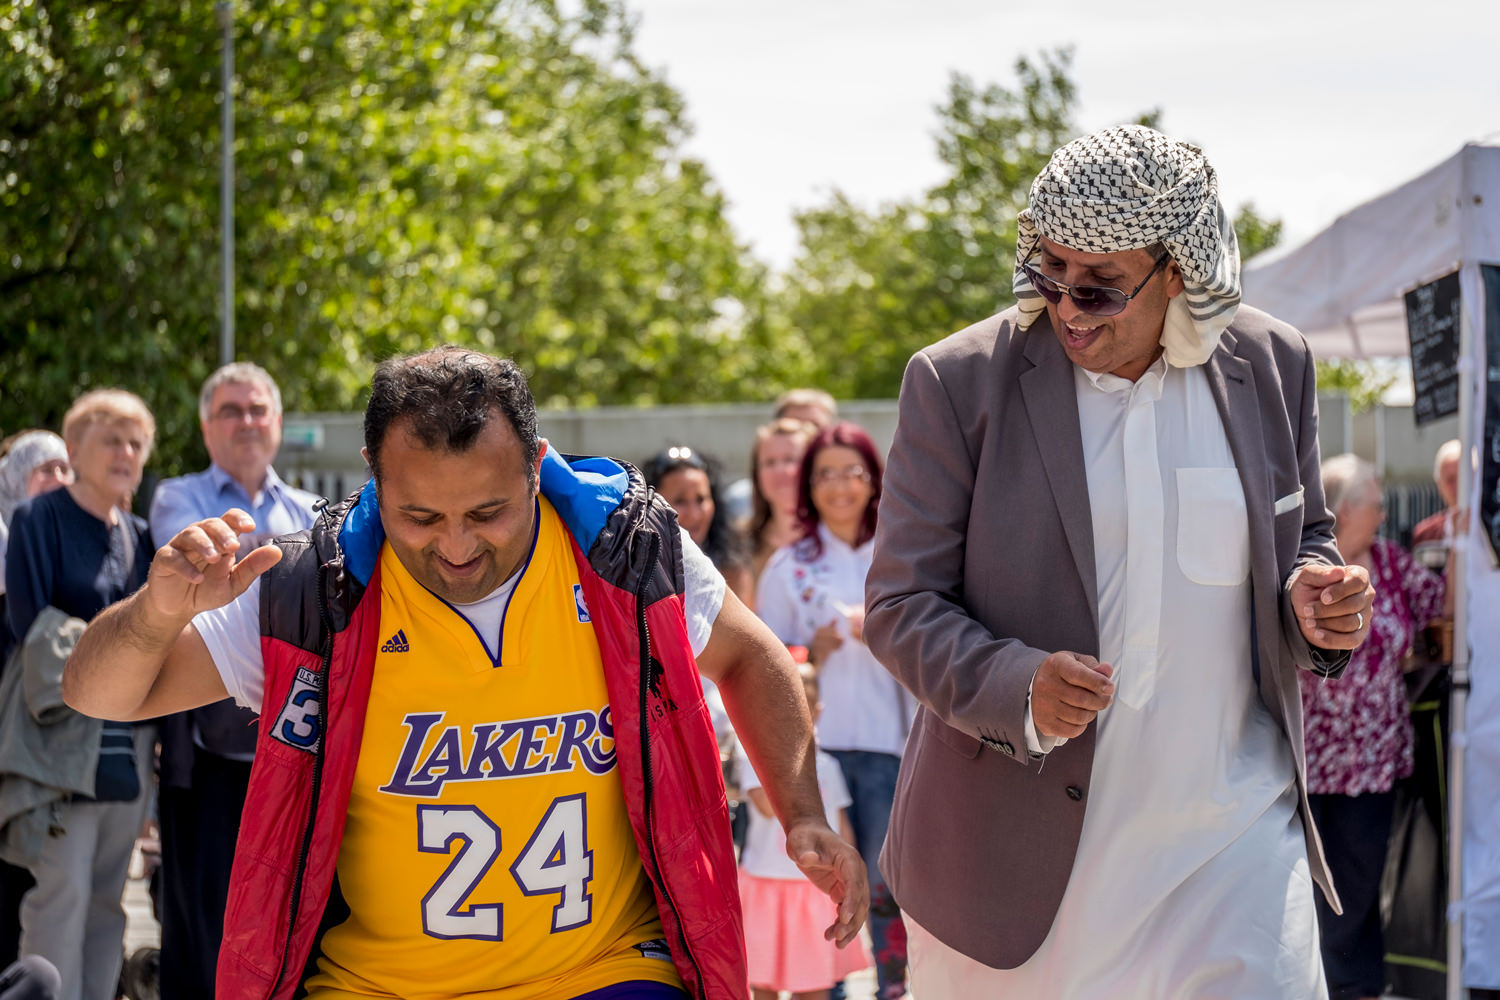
<box><xmin>123</xmin><ymin>874</ymin><xmax>157</xmax><ymax>956</ymax></box>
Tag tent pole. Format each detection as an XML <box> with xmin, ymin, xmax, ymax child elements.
<box><xmin>1446</xmin><ymin>273</ymin><xmax>1474</xmax><ymax>1000</ymax></box>
<box><xmin>218</xmin><ymin>1</ymin><xmax>234</xmax><ymax>367</ymax></box>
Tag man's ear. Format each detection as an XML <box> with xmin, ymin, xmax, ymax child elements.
<box><xmin>535</xmin><ymin>438</ymin><xmax>549</xmax><ymax>484</ymax></box>
<box><xmin>360</xmin><ymin>446</ymin><xmax>372</xmax><ymax>470</ymax></box>
<box><xmin>1165</xmin><ymin>259</ymin><xmax>1186</xmax><ymax>299</ymax></box>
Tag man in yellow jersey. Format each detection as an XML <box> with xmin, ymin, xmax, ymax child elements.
<box><xmin>63</xmin><ymin>347</ymin><xmax>867</xmax><ymax>1000</ymax></box>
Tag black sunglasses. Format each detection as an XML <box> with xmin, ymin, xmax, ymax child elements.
<box><xmin>1021</xmin><ymin>252</ymin><xmax>1171</xmax><ymax>317</ymax></box>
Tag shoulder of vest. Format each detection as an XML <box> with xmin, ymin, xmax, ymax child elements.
<box><xmin>541</xmin><ymin>450</ymin><xmax>683</xmax><ymax>603</ymax></box>
<box><xmin>261</xmin><ymin>488</ymin><xmax>373</xmax><ymax>650</ymax></box>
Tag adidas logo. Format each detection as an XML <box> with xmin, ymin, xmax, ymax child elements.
<box><xmin>380</xmin><ymin>629</ymin><xmax>410</xmax><ymax>653</ymax></box>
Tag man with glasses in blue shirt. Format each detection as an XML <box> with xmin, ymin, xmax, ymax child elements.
<box><xmin>148</xmin><ymin>362</ymin><xmax>321</xmax><ymax>1000</ymax></box>
<box><xmin>865</xmin><ymin>125</ymin><xmax>1376</xmax><ymax>998</ymax></box>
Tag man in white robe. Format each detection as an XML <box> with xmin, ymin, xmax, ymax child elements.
<box><xmin>864</xmin><ymin>125</ymin><xmax>1376</xmax><ymax>998</ymax></box>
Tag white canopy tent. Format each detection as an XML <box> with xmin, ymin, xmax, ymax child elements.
<box><xmin>1243</xmin><ymin>141</ymin><xmax>1500</xmax><ymax>996</ymax></box>
<box><xmin>1244</xmin><ymin>141</ymin><xmax>1500</xmax><ymax>360</ymax></box>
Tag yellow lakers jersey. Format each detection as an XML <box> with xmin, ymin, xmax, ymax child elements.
<box><xmin>304</xmin><ymin>499</ymin><xmax>680</xmax><ymax>999</ymax></box>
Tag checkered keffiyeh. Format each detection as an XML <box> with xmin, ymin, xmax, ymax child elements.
<box><xmin>1013</xmin><ymin>125</ymin><xmax>1241</xmax><ymax>366</ymax></box>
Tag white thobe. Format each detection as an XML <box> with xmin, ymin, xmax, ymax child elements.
<box><xmin>911</xmin><ymin>358</ymin><xmax>1325</xmax><ymax>999</ymax></box>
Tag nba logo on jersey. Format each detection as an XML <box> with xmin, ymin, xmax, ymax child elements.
<box><xmin>573</xmin><ymin>584</ymin><xmax>591</xmax><ymax>623</ymax></box>
<box><xmin>271</xmin><ymin>666</ymin><xmax>322</xmax><ymax>752</ymax></box>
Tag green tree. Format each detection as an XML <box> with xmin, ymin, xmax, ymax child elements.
<box><xmin>780</xmin><ymin>51</ymin><xmax>1079</xmax><ymax>399</ymax></box>
<box><xmin>1</xmin><ymin>0</ymin><xmax>777</xmax><ymax>477</ymax></box>
<box><xmin>1233</xmin><ymin>202</ymin><xmax>1283</xmax><ymax>264</ymax></box>
<box><xmin>780</xmin><ymin>52</ymin><xmax>1292</xmax><ymax>399</ymax></box>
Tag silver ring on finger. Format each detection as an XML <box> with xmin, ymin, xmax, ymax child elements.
<box><xmin>1356</xmin><ymin>611</ymin><xmax>1363</xmax><ymax>631</ymax></box>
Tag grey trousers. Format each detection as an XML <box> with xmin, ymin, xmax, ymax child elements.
<box><xmin>19</xmin><ymin>728</ymin><xmax>152</xmax><ymax>1000</ymax></box>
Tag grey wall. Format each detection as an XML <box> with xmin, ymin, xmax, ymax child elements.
<box><xmin>278</xmin><ymin>394</ymin><xmax>1454</xmax><ymax>502</ymax></box>
<box><xmin>276</xmin><ymin>400</ymin><xmax>903</xmax><ymax>501</ymax></box>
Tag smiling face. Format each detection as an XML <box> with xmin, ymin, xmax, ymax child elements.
<box><xmin>370</xmin><ymin>414</ymin><xmax>544</xmax><ymax>605</ymax></box>
<box><xmin>809</xmin><ymin>444</ymin><xmax>874</xmax><ymax>541</ymax></box>
<box><xmin>203</xmin><ymin>379</ymin><xmax>282</xmax><ymax>491</ymax></box>
<box><xmin>657</xmin><ymin>466</ymin><xmax>714</xmax><ymax>546</ymax></box>
<box><xmin>1034</xmin><ymin>237</ymin><xmax>1183</xmax><ymax>382</ymax></box>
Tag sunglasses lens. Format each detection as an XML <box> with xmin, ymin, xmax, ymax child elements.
<box><xmin>1023</xmin><ymin>266</ymin><xmax>1064</xmax><ymax>304</ymax></box>
<box><xmin>1070</xmin><ymin>286</ymin><xmax>1127</xmax><ymax>317</ymax></box>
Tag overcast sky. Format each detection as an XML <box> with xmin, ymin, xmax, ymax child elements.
<box><xmin>624</xmin><ymin>0</ymin><xmax>1500</xmax><ymax>270</ymax></box>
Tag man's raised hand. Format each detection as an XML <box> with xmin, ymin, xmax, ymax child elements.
<box><xmin>145</xmin><ymin>508</ymin><xmax>282</xmax><ymax>622</ymax></box>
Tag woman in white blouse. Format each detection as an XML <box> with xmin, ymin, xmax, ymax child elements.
<box><xmin>755</xmin><ymin>421</ymin><xmax>913</xmax><ymax>1000</ymax></box>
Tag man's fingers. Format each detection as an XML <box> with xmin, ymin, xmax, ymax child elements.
<box><xmin>169</xmin><ymin>524</ymin><xmax>224</xmax><ymax>564</ymax></box>
<box><xmin>230</xmin><ymin>544</ymin><xmax>283</xmax><ymax>594</ymax></box>
<box><xmin>1051</xmin><ymin>656</ymin><xmax>1116</xmax><ymax>697</ymax></box>
<box><xmin>219</xmin><ymin>507</ymin><xmax>258</xmax><ymax>534</ymax></box>
<box><xmin>1303</xmin><ymin>592</ymin><xmax>1368</xmax><ymax>621</ymax></box>
<box><xmin>1316</xmin><ymin>573</ymin><xmax>1369</xmax><ymax>606</ymax></box>
<box><xmin>152</xmin><ymin>546</ymin><xmax>206</xmax><ymax>585</ymax></box>
<box><xmin>789</xmin><ymin>827</ymin><xmax>868</xmax><ymax>949</ymax></box>
<box><xmin>1294</xmin><ymin>562</ymin><xmax>1346</xmax><ymax>587</ymax></box>
<box><xmin>200</xmin><ymin>518</ymin><xmax>245</xmax><ymax>555</ymax></box>
<box><xmin>1047</xmin><ymin>702</ymin><xmax>1099</xmax><ymax>727</ymax></box>
<box><xmin>171</xmin><ymin>519</ymin><xmax>246</xmax><ymax>566</ymax></box>
<box><xmin>821</xmin><ymin>849</ymin><xmax>867</xmax><ymax>948</ymax></box>
<box><xmin>1295</xmin><ymin>564</ymin><xmax>1372</xmax><ymax>613</ymax></box>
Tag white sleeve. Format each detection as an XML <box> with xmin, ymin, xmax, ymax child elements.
<box><xmin>680</xmin><ymin>528</ymin><xmax>725</xmax><ymax>658</ymax></box>
<box><xmin>818</xmin><ymin>752</ymin><xmax>853</xmax><ymax>812</ymax></box>
<box><xmin>752</xmin><ymin>549</ymin><xmax>806</xmax><ymax>645</ymax></box>
<box><xmin>733</xmin><ymin>744</ymin><xmax>762</xmax><ymax>793</ymax></box>
<box><xmin>191</xmin><ymin>576</ymin><xmax>268</xmax><ymax>714</ymax></box>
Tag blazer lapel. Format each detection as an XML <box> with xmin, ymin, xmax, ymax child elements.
<box><xmin>1020</xmin><ymin>318</ymin><xmax>1099</xmax><ymax>633</ymax></box>
<box><xmin>1204</xmin><ymin>335</ymin><xmax>1279</xmax><ymax>689</ymax></box>
<box><xmin>1204</xmin><ymin>335</ymin><xmax>1273</xmax><ymax>560</ymax></box>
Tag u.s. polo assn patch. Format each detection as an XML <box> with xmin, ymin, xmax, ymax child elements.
<box><xmin>271</xmin><ymin>666</ymin><xmax>323</xmax><ymax>752</ymax></box>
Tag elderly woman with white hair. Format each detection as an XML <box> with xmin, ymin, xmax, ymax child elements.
<box><xmin>3</xmin><ymin>391</ymin><xmax>156</xmax><ymax>1000</ymax></box>
<box><xmin>1300</xmin><ymin>453</ymin><xmax>1444</xmax><ymax>1000</ymax></box>
<box><xmin>0</xmin><ymin>432</ymin><xmax>73</xmax><ymax>644</ymax></box>
<box><xmin>0</xmin><ymin>430</ymin><xmax>73</xmax><ymax>975</ymax></box>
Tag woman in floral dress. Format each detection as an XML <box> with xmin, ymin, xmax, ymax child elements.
<box><xmin>1301</xmin><ymin>454</ymin><xmax>1445</xmax><ymax>1000</ymax></box>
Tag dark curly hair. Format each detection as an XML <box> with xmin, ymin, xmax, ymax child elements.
<box><xmin>364</xmin><ymin>345</ymin><xmax>539</xmax><ymax>488</ymax></box>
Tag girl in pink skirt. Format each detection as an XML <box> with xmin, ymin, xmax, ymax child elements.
<box><xmin>735</xmin><ymin>666</ymin><xmax>872</xmax><ymax>1000</ymax></box>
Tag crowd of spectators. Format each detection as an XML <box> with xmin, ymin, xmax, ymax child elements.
<box><xmin>0</xmin><ymin>367</ymin><xmax>1480</xmax><ymax>999</ymax></box>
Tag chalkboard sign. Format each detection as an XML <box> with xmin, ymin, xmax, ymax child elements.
<box><xmin>1406</xmin><ymin>270</ymin><xmax>1463</xmax><ymax>426</ymax></box>
<box><xmin>1482</xmin><ymin>264</ymin><xmax>1500</xmax><ymax>565</ymax></box>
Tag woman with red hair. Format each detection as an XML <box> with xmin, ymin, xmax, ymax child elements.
<box><xmin>755</xmin><ymin>421</ymin><xmax>912</xmax><ymax>1000</ymax></box>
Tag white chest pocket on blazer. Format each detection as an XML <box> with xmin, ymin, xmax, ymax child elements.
<box><xmin>1176</xmin><ymin>467</ymin><xmax>1251</xmax><ymax>586</ymax></box>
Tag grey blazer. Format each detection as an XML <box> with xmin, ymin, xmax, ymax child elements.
<box><xmin>864</xmin><ymin>305</ymin><xmax>1349</xmax><ymax>969</ymax></box>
